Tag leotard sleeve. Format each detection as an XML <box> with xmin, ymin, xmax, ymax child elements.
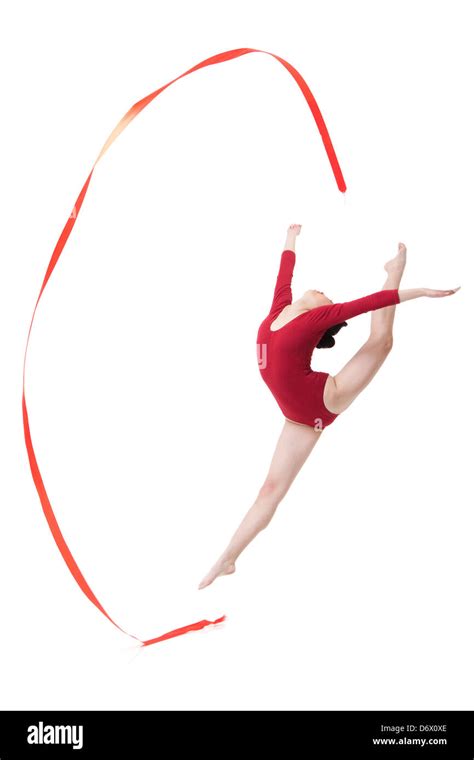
<box><xmin>305</xmin><ymin>289</ymin><xmax>400</xmax><ymax>330</ymax></box>
<box><xmin>269</xmin><ymin>249</ymin><xmax>296</xmax><ymax>316</ymax></box>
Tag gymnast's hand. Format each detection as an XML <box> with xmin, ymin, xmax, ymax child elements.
<box><xmin>285</xmin><ymin>224</ymin><xmax>301</xmax><ymax>251</ymax></box>
<box><xmin>422</xmin><ymin>287</ymin><xmax>461</xmax><ymax>298</ymax></box>
<box><xmin>399</xmin><ymin>286</ymin><xmax>461</xmax><ymax>302</ymax></box>
<box><xmin>287</xmin><ymin>223</ymin><xmax>302</xmax><ymax>236</ymax></box>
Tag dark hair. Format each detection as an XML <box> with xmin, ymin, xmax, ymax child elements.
<box><xmin>316</xmin><ymin>321</ymin><xmax>347</xmax><ymax>349</ymax></box>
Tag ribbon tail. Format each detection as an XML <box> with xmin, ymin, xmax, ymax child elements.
<box><xmin>141</xmin><ymin>616</ymin><xmax>227</xmax><ymax>647</ymax></box>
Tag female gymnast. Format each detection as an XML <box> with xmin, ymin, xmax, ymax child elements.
<box><xmin>198</xmin><ymin>224</ymin><xmax>459</xmax><ymax>589</ymax></box>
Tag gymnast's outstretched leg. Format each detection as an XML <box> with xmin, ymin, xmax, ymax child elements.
<box><xmin>198</xmin><ymin>419</ymin><xmax>322</xmax><ymax>589</ymax></box>
<box><xmin>323</xmin><ymin>243</ymin><xmax>407</xmax><ymax>415</ymax></box>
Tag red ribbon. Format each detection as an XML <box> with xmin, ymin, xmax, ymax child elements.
<box><xmin>22</xmin><ymin>47</ymin><xmax>346</xmax><ymax>647</ymax></box>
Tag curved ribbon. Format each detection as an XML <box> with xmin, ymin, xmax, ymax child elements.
<box><xmin>22</xmin><ymin>47</ymin><xmax>347</xmax><ymax>647</ymax></box>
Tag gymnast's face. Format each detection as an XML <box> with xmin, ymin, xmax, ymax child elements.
<box><xmin>303</xmin><ymin>289</ymin><xmax>333</xmax><ymax>308</ymax></box>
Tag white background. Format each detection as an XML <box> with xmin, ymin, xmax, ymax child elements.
<box><xmin>1</xmin><ymin>0</ymin><xmax>473</xmax><ymax>710</ymax></box>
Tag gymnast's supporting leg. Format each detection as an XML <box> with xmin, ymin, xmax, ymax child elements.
<box><xmin>198</xmin><ymin>419</ymin><xmax>322</xmax><ymax>589</ymax></box>
<box><xmin>323</xmin><ymin>243</ymin><xmax>407</xmax><ymax>415</ymax></box>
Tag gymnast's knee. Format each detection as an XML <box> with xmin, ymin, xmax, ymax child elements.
<box><xmin>258</xmin><ymin>479</ymin><xmax>286</xmax><ymax>505</ymax></box>
<box><xmin>369</xmin><ymin>332</ymin><xmax>393</xmax><ymax>354</ymax></box>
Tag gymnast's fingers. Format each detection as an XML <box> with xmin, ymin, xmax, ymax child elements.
<box><xmin>428</xmin><ymin>287</ymin><xmax>461</xmax><ymax>297</ymax></box>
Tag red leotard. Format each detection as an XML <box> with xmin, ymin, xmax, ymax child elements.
<box><xmin>256</xmin><ymin>249</ymin><xmax>400</xmax><ymax>429</ymax></box>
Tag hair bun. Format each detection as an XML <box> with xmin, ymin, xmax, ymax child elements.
<box><xmin>317</xmin><ymin>334</ymin><xmax>336</xmax><ymax>348</ymax></box>
<box><xmin>316</xmin><ymin>320</ymin><xmax>348</xmax><ymax>349</ymax></box>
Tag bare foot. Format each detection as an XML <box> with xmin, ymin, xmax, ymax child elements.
<box><xmin>384</xmin><ymin>243</ymin><xmax>407</xmax><ymax>276</ymax></box>
<box><xmin>198</xmin><ymin>557</ymin><xmax>236</xmax><ymax>590</ymax></box>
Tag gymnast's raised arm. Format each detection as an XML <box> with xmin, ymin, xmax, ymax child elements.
<box><xmin>269</xmin><ymin>224</ymin><xmax>301</xmax><ymax>317</ymax></box>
